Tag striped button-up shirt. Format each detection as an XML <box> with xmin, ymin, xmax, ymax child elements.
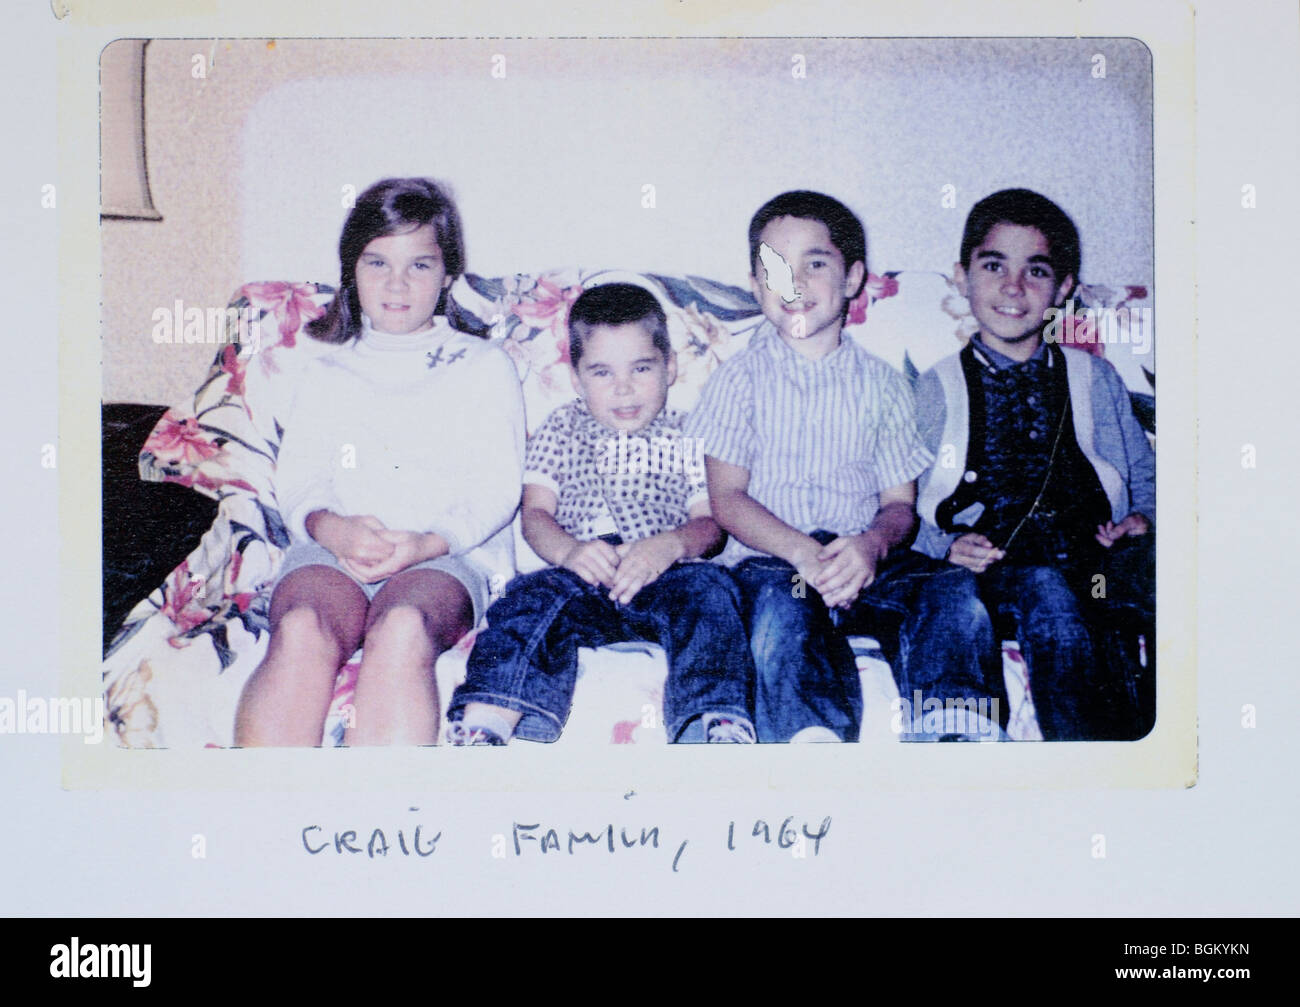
<box><xmin>685</xmin><ymin>321</ymin><xmax>933</xmax><ymax>565</ymax></box>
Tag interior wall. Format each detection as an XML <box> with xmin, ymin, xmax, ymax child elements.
<box><xmin>102</xmin><ymin>37</ymin><xmax>1152</xmax><ymax>405</ymax></box>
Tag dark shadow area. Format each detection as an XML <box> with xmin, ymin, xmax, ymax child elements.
<box><xmin>101</xmin><ymin>403</ymin><xmax>218</xmax><ymax>655</ymax></box>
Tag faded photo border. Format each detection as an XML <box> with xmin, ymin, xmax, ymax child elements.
<box><xmin>63</xmin><ymin>1</ymin><xmax>1195</xmax><ymax>791</ymax></box>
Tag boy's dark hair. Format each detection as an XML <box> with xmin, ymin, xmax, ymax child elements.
<box><xmin>748</xmin><ymin>190</ymin><xmax>868</xmax><ymax>302</ymax></box>
<box><xmin>960</xmin><ymin>188</ymin><xmax>1081</xmax><ymax>287</ymax></box>
<box><xmin>567</xmin><ymin>283</ymin><xmax>671</xmax><ymax>366</ymax></box>
<box><xmin>307</xmin><ymin>177</ymin><xmax>466</xmax><ymax>344</ymax></box>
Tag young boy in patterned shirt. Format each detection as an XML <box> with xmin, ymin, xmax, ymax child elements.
<box><xmin>687</xmin><ymin>190</ymin><xmax>1006</xmax><ymax>742</ymax></box>
<box><xmin>447</xmin><ymin>283</ymin><xmax>756</xmax><ymax>744</ymax></box>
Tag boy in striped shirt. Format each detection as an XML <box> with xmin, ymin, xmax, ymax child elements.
<box><xmin>686</xmin><ymin>191</ymin><xmax>1006</xmax><ymax>742</ymax></box>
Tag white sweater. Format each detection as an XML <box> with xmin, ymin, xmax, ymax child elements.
<box><xmin>274</xmin><ymin>315</ymin><xmax>525</xmax><ymax>587</ymax></box>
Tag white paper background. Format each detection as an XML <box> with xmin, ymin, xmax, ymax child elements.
<box><xmin>2</xmin><ymin>0</ymin><xmax>1296</xmax><ymax>915</ymax></box>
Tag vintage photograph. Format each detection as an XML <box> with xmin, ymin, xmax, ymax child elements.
<box><xmin>98</xmin><ymin>36</ymin><xmax>1159</xmax><ymax>753</ymax></box>
<box><xmin>5</xmin><ymin>0</ymin><xmax>1293</xmax><ymax>927</ymax></box>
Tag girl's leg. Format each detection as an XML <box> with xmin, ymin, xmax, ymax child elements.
<box><xmin>234</xmin><ymin>567</ymin><xmax>368</xmax><ymax>747</ymax></box>
<box><xmin>345</xmin><ymin>568</ymin><xmax>474</xmax><ymax>746</ymax></box>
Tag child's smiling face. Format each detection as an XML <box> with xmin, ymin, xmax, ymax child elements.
<box><xmin>354</xmin><ymin>224</ymin><xmax>451</xmax><ymax>335</ymax></box>
<box><xmin>571</xmin><ymin>322</ymin><xmax>677</xmax><ymax>433</ymax></box>
<box><xmin>750</xmin><ymin>215</ymin><xmax>865</xmax><ymax>353</ymax></box>
<box><xmin>955</xmin><ymin>221</ymin><xmax>1075</xmax><ymax>360</ymax></box>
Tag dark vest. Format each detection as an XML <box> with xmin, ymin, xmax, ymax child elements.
<box><xmin>936</xmin><ymin>341</ymin><xmax>1111</xmax><ymax>566</ymax></box>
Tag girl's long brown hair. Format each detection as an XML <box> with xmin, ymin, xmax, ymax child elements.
<box><xmin>307</xmin><ymin>177</ymin><xmax>466</xmax><ymax>344</ymax></box>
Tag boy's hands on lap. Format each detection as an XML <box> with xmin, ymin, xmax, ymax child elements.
<box><xmin>947</xmin><ymin>533</ymin><xmax>1005</xmax><ymax>574</ymax></box>
<box><xmin>534</xmin><ymin>483</ymin><xmax>722</xmax><ymax>602</ymax></box>
<box><xmin>526</xmin><ymin>483</ymin><xmax>620</xmax><ymax>588</ymax></box>
<box><xmin>813</xmin><ymin>531</ymin><xmax>885</xmax><ymax>609</ymax></box>
<box><xmin>799</xmin><ymin>489</ymin><xmax>917</xmax><ymax>608</ymax></box>
<box><xmin>609</xmin><ymin>532</ymin><xmax>685</xmax><ymax>606</ymax></box>
<box><xmin>1096</xmin><ymin>513</ymin><xmax>1150</xmax><ymax>547</ymax></box>
<box><xmin>560</xmin><ymin>539</ymin><xmax>621</xmax><ymax>590</ymax></box>
<box><xmin>790</xmin><ymin>537</ymin><xmax>833</xmax><ymax>603</ymax></box>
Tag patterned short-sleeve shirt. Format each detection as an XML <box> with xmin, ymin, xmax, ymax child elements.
<box><xmin>524</xmin><ymin>400</ymin><xmax>709</xmax><ymax>543</ymax></box>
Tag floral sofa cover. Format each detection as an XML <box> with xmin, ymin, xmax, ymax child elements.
<box><xmin>102</xmin><ymin>269</ymin><xmax>1154</xmax><ymax>747</ymax></box>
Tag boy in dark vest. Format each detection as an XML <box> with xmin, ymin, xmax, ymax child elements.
<box><xmin>913</xmin><ymin>189</ymin><xmax>1155</xmax><ymax>740</ymax></box>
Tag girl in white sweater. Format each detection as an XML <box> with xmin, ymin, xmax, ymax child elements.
<box><xmin>235</xmin><ymin>178</ymin><xmax>524</xmax><ymax>746</ymax></box>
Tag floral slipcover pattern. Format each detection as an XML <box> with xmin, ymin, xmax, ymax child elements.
<box><xmin>102</xmin><ymin>269</ymin><xmax>1154</xmax><ymax>747</ymax></box>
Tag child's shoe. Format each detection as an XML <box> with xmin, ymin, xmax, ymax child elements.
<box><xmin>446</xmin><ymin>722</ymin><xmax>506</xmax><ymax>746</ymax></box>
<box><xmin>789</xmin><ymin>725</ymin><xmax>841</xmax><ymax>743</ymax></box>
<box><xmin>704</xmin><ymin>714</ymin><xmax>757</xmax><ymax>744</ymax></box>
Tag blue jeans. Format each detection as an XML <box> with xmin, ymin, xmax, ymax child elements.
<box><xmin>979</xmin><ymin>564</ymin><xmax>1099</xmax><ymax>741</ymax></box>
<box><xmin>981</xmin><ymin>534</ymin><xmax>1155</xmax><ymax>740</ymax></box>
<box><xmin>449</xmin><ymin>563</ymin><xmax>754</xmax><ymax>742</ymax></box>
<box><xmin>1094</xmin><ymin>533</ymin><xmax>1155</xmax><ymax>738</ymax></box>
<box><xmin>732</xmin><ymin>535</ymin><xmax>1005</xmax><ymax>742</ymax></box>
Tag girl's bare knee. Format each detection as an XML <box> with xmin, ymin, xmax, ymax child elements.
<box><xmin>271</xmin><ymin>605</ymin><xmax>355</xmax><ymax>661</ymax></box>
<box><xmin>365</xmin><ymin>604</ymin><xmax>438</xmax><ymax>658</ymax></box>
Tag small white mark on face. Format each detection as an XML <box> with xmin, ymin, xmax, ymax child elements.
<box><xmin>758</xmin><ymin>242</ymin><xmax>801</xmax><ymax>304</ymax></box>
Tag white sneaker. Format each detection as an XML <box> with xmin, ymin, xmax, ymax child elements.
<box><xmin>704</xmin><ymin>714</ymin><xmax>757</xmax><ymax>743</ymax></box>
<box><xmin>789</xmin><ymin>726</ymin><xmax>842</xmax><ymax>743</ymax></box>
<box><xmin>445</xmin><ymin>722</ymin><xmax>506</xmax><ymax>746</ymax></box>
